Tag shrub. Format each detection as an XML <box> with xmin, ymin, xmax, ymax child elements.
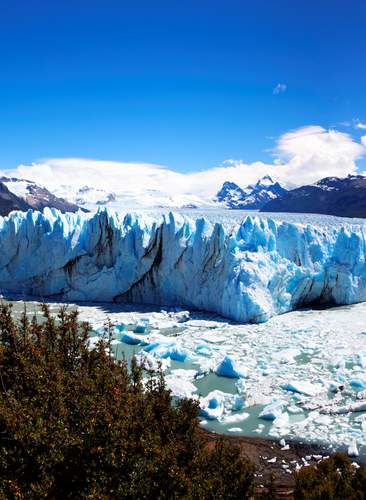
<box><xmin>0</xmin><ymin>303</ymin><xmax>255</xmax><ymax>499</ymax></box>
<box><xmin>294</xmin><ymin>452</ymin><xmax>366</xmax><ymax>499</ymax></box>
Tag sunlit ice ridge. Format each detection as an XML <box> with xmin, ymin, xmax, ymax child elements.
<box><xmin>1</xmin><ymin>207</ymin><xmax>366</xmax><ymax>323</ymax></box>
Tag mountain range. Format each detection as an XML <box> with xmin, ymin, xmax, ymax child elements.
<box><xmin>216</xmin><ymin>175</ymin><xmax>287</xmax><ymax>209</ymax></box>
<box><xmin>261</xmin><ymin>175</ymin><xmax>366</xmax><ymax>218</ymax></box>
<box><xmin>1</xmin><ymin>173</ymin><xmax>366</xmax><ymax>219</ymax></box>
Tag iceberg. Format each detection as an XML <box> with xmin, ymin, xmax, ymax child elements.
<box><xmin>199</xmin><ymin>391</ymin><xmax>226</xmax><ymax>420</ymax></box>
<box><xmin>120</xmin><ymin>331</ymin><xmax>149</xmax><ymax>345</ymax></box>
<box><xmin>215</xmin><ymin>356</ymin><xmax>247</xmax><ymax>378</ymax></box>
<box><xmin>165</xmin><ymin>371</ymin><xmax>198</xmax><ymax>399</ymax></box>
<box><xmin>144</xmin><ymin>342</ymin><xmax>190</xmax><ymax>362</ymax></box>
<box><xmin>281</xmin><ymin>380</ymin><xmax>321</xmax><ymax>397</ymax></box>
<box><xmin>259</xmin><ymin>401</ymin><xmax>285</xmax><ymax>421</ymax></box>
<box><xmin>2</xmin><ymin>208</ymin><xmax>366</xmax><ymax>323</ymax></box>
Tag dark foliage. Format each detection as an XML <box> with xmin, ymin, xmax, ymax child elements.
<box><xmin>0</xmin><ymin>303</ymin><xmax>255</xmax><ymax>499</ymax></box>
<box><xmin>294</xmin><ymin>453</ymin><xmax>366</xmax><ymax>499</ymax></box>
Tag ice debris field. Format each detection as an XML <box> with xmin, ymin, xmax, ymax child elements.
<box><xmin>1</xmin><ymin>207</ymin><xmax>366</xmax><ymax>323</ymax></box>
<box><xmin>8</xmin><ymin>298</ymin><xmax>366</xmax><ymax>458</ymax></box>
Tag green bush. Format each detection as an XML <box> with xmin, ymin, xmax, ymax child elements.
<box><xmin>0</xmin><ymin>303</ymin><xmax>255</xmax><ymax>499</ymax></box>
<box><xmin>294</xmin><ymin>452</ymin><xmax>366</xmax><ymax>500</ymax></box>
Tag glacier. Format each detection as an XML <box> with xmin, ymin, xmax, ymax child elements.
<box><xmin>1</xmin><ymin>207</ymin><xmax>366</xmax><ymax>323</ymax></box>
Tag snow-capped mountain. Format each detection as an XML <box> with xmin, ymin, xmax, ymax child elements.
<box><xmin>261</xmin><ymin>174</ymin><xmax>366</xmax><ymax>218</ymax></box>
<box><xmin>216</xmin><ymin>175</ymin><xmax>287</xmax><ymax>209</ymax></box>
<box><xmin>215</xmin><ymin>182</ymin><xmax>250</xmax><ymax>208</ymax></box>
<box><xmin>0</xmin><ymin>177</ymin><xmax>83</xmax><ymax>215</ymax></box>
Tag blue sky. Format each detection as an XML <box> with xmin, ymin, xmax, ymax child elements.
<box><xmin>0</xmin><ymin>0</ymin><xmax>365</xmax><ymax>172</ymax></box>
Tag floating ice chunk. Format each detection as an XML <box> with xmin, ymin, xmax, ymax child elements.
<box><xmin>282</xmin><ymin>380</ymin><xmax>321</xmax><ymax>397</ymax></box>
<box><xmin>120</xmin><ymin>331</ymin><xmax>149</xmax><ymax>345</ymax></box>
<box><xmin>113</xmin><ymin>324</ymin><xmax>126</xmax><ymax>333</ymax></box>
<box><xmin>199</xmin><ymin>391</ymin><xmax>226</xmax><ymax>420</ymax></box>
<box><xmin>165</xmin><ymin>374</ymin><xmax>198</xmax><ymax>399</ymax></box>
<box><xmin>348</xmin><ymin>440</ymin><xmax>359</xmax><ymax>457</ymax></box>
<box><xmin>259</xmin><ymin>401</ymin><xmax>285</xmax><ymax>421</ymax></box>
<box><xmin>195</xmin><ymin>344</ymin><xmax>212</xmax><ymax>357</ymax></box>
<box><xmin>321</xmin><ymin>401</ymin><xmax>366</xmax><ymax>415</ymax></box>
<box><xmin>314</xmin><ymin>414</ymin><xmax>331</xmax><ymax>426</ymax></box>
<box><xmin>222</xmin><ymin>412</ymin><xmax>249</xmax><ymax>424</ymax></box>
<box><xmin>215</xmin><ymin>356</ymin><xmax>247</xmax><ymax>378</ymax></box>
<box><xmin>228</xmin><ymin>427</ymin><xmax>242</xmax><ymax>433</ymax></box>
<box><xmin>287</xmin><ymin>405</ymin><xmax>303</xmax><ymax>414</ymax></box>
<box><xmin>199</xmin><ymin>390</ymin><xmax>239</xmax><ymax>421</ymax></box>
<box><xmin>134</xmin><ymin>318</ymin><xmax>150</xmax><ymax>333</ymax></box>
<box><xmin>272</xmin><ymin>411</ymin><xmax>289</xmax><ymax>429</ymax></box>
<box><xmin>144</xmin><ymin>342</ymin><xmax>190</xmax><ymax>362</ymax></box>
<box><xmin>170</xmin><ymin>369</ymin><xmax>197</xmax><ymax>380</ymax></box>
<box><xmin>350</xmin><ymin>379</ymin><xmax>366</xmax><ymax>390</ymax></box>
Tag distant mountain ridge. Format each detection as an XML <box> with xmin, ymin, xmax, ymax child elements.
<box><xmin>216</xmin><ymin>175</ymin><xmax>287</xmax><ymax>209</ymax></box>
<box><xmin>261</xmin><ymin>174</ymin><xmax>366</xmax><ymax>218</ymax></box>
<box><xmin>2</xmin><ymin>172</ymin><xmax>366</xmax><ymax>219</ymax></box>
<box><xmin>0</xmin><ymin>177</ymin><xmax>84</xmax><ymax>216</ymax></box>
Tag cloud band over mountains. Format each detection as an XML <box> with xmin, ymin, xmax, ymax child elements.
<box><xmin>4</xmin><ymin>125</ymin><xmax>366</xmax><ymax>200</ymax></box>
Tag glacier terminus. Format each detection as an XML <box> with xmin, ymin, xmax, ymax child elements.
<box><xmin>0</xmin><ymin>207</ymin><xmax>366</xmax><ymax>323</ymax></box>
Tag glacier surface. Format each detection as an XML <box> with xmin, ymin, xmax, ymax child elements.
<box><xmin>1</xmin><ymin>207</ymin><xmax>366</xmax><ymax>323</ymax></box>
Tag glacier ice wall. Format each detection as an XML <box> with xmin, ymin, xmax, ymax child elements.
<box><xmin>0</xmin><ymin>208</ymin><xmax>366</xmax><ymax>323</ymax></box>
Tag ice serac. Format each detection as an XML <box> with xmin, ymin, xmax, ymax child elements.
<box><xmin>1</xmin><ymin>208</ymin><xmax>366</xmax><ymax>323</ymax></box>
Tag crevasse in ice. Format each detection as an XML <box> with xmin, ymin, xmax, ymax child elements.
<box><xmin>1</xmin><ymin>207</ymin><xmax>366</xmax><ymax>323</ymax></box>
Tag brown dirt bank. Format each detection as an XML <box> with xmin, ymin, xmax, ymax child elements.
<box><xmin>201</xmin><ymin>429</ymin><xmax>329</xmax><ymax>497</ymax></box>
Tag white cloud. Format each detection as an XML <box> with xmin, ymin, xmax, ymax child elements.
<box><xmin>354</xmin><ymin>119</ymin><xmax>366</xmax><ymax>130</ymax></box>
<box><xmin>273</xmin><ymin>83</ymin><xmax>287</xmax><ymax>95</ymax></box>
<box><xmin>5</xmin><ymin>125</ymin><xmax>366</xmax><ymax>200</ymax></box>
